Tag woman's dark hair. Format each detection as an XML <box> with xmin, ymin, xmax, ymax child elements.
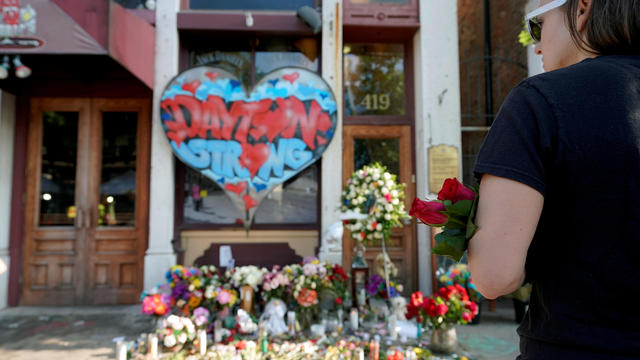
<box><xmin>565</xmin><ymin>0</ymin><xmax>640</xmax><ymax>55</ymax></box>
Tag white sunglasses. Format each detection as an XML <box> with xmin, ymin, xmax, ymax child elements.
<box><xmin>525</xmin><ymin>0</ymin><xmax>568</xmax><ymax>42</ymax></box>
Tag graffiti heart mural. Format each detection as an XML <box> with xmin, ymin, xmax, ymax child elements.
<box><xmin>161</xmin><ymin>66</ymin><xmax>337</xmax><ymax>229</ymax></box>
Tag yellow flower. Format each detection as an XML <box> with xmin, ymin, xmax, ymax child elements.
<box><xmin>312</xmin><ymin>260</ymin><xmax>319</xmax><ymax>265</ymax></box>
<box><xmin>188</xmin><ymin>295</ymin><xmax>201</xmax><ymax>309</ymax></box>
<box><xmin>192</xmin><ymin>278</ymin><xmax>201</xmax><ymax>288</ymax></box>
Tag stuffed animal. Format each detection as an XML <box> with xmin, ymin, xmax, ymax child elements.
<box><xmin>375</xmin><ymin>252</ymin><xmax>398</xmax><ymax>278</ymax></box>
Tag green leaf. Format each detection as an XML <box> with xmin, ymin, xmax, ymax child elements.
<box><xmin>443</xmin><ymin>216</ymin><xmax>466</xmax><ymax>230</ymax></box>
<box><xmin>433</xmin><ymin>231</ymin><xmax>466</xmax><ymax>261</ymax></box>
<box><xmin>445</xmin><ymin>199</ymin><xmax>473</xmax><ymax>216</ymax></box>
<box><xmin>465</xmin><ymin>187</ymin><xmax>480</xmax><ymax>239</ymax></box>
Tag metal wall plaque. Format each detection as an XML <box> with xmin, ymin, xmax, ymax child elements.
<box><xmin>428</xmin><ymin>144</ymin><xmax>459</xmax><ymax>194</ymax></box>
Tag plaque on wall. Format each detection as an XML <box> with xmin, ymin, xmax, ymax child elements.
<box><xmin>428</xmin><ymin>145</ymin><xmax>459</xmax><ymax>194</ymax></box>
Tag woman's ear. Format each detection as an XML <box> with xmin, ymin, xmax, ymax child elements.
<box><xmin>576</xmin><ymin>0</ymin><xmax>594</xmax><ymax>32</ymax></box>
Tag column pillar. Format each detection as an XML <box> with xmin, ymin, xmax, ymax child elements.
<box><xmin>144</xmin><ymin>0</ymin><xmax>180</xmax><ymax>290</ymax></box>
<box><xmin>0</xmin><ymin>91</ymin><xmax>16</xmax><ymax>308</ymax></box>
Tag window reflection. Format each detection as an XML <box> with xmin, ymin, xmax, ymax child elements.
<box><xmin>344</xmin><ymin>43</ymin><xmax>405</xmax><ymax>116</ymax></box>
<box><xmin>99</xmin><ymin>112</ymin><xmax>137</xmax><ymax>227</ymax></box>
<box><xmin>39</xmin><ymin>112</ymin><xmax>78</xmax><ymax>226</ymax></box>
<box><xmin>354</xmin><ymin>138</ymin><xmax>400</xmax><ymax>176</ymax></box>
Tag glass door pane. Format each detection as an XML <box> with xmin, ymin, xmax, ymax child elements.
<box><xmin>354</xmin><ymin>138</ymin><xmax>400</xmax><ymax>175</ymax></box>
<box><xmin>99</xmin><ymin>112</ymin><xmax>138</xmax><ymax>227</ymax></box>
<box><xmin>39</xmin><ymin>112</ymin><xmax>78</xmax><ymax>226</ymax></box>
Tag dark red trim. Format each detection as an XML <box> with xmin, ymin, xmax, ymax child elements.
<box><xmin>51</xmin><ymin>0</ymin><xmax>109</xmax><ymax>49</ymax></box>
<box><xmin>343</xmin><ymin>116</ymin><xmax>412</xmax><ymax>126</ymax></box>
<box><xmin>8</xmin><ymin>96</ymin><xmax>28</xmax><ymax>307</ymax></box>
<box><xmin>343</xmin><ymin>0</ymin><xmax>419</xmax><ymax>27</ymax></box>
<box><xmin>177</xmin><ymin>12</ymin><xmax>315</xmax><ymax>34</ymax></box>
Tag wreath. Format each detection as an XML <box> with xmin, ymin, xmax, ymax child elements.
<box><xmin>340</xmin><ymin>163</ymin><xmax>408</xmax><ymax>245</ymax></box>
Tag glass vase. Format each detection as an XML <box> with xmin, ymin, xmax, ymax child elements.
<box><xmin>429</xmin><ymin>326</ymin><xmax>458</xmax><ymax>354</ymax></box>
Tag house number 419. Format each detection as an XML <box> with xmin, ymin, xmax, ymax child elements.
<box><xmin>360</xmin><ymin>94</ymin><xmax>391</xmax><ymax>111</ymax></box>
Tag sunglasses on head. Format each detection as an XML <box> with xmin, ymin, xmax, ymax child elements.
<box><xmin>525</xmin><ymin>0</ymin><xmax>567</xmax><ymax>42</ymax></box>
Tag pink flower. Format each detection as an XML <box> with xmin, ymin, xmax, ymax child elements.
<box><xmin>462</xmin><ymin>312</ymin><xmax>472</xmax><ymax>322</ymax></box>
<box><xmin>384</xmin><ymin>193</ymin><xmax>392</xmax><ymax>202</ymax></box>
<box><xmin>217</xmin><ymin>289</ymin><xmax>231</xmax><ymax>305</ymax></box>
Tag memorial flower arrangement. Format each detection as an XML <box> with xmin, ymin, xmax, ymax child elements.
<box><xmin>438</xmin><ymin>263</ymin><xmax>481</xmax><ymax>302</ymax></box>
<box><xmin>158</xmin><ymin>314</ymin><xmax>198</xmax><ymax>352</ymax></box>
<box><xmin>226</xmin><ymin>265</ymin><xmax>268</xmax><ymax>291</ymax></box>
<box><xmin>405</xmin><ymin>285</ymin><xmax>478</xmax><ymax>330</ymax></box>
<box><xmin>261</xmin><ymin>265</ymin><xmax>293</xmax><ymax>302</ymax></box>
<box><xmin>341</xmin><ymin>163</ymin><xmax>408</xmax><ymax>245</ymax></box>
<box><xmin>410</xmin><ymin>178</ymin><xmax>479</xmax><ymax>261</ymax></box>
<box><xmin>365</xmin><ymin>274</ymin><xmax>403</xmax><ymax>299</ymax></box>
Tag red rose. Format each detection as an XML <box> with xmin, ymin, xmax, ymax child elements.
<box><xmin>335</xmin><ymin>297</ymin><xmax>343</xmax><ymax>305</ymax></box>
<box><xmin>435</xmin><ymin>303</ymin><xmax>448</xmax><ymax>316</ymax></box>
<box><xmin>409</xmin><ymin>198</ymin><xmax>448</xmax><ymax>226</ymax></box>
<box><xmin>465</xmin><ymin>301</ymin><xmax>478</xmax><ymax>315</ymax></box>
<box><xmin>410</xmin><ymin>291</ymin><xmax>424</xmax><ymax>307</ymax></box>
<box><xmin>455</xmin><ymin>284</ymin><xmax>469</xmax><ymax>301</ymax></box>
<box><xmin>235</xmin><ymin>340</ymin><xmax>247</xmax><ymax>350</ymax></box>
<box><xmin>462</xmin><ymin>312</ymin><xmax>472</xmax><ymax>322</ymax></box>
<box><xmin>426</xmin><ymin>302</ymin><xmax>439</xmax><ymax>317</ymax></box>
<box><xmin>438</xmin><ymin>178</ymin><xmax>475</xmax><ymax>203</ymax></box>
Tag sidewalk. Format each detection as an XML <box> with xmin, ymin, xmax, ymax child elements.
<box><xmin>0</xmin><ymin>298</ymin><xmax>520</xmax><ymax>360</ymax></box>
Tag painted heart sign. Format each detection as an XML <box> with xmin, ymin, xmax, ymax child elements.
<box><xmin>160</xmin><ymin>66</ymin><xmax>337</xmax><ymax>229</ymax></box>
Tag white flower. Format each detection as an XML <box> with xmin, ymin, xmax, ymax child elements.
<box><xmin>366</xmin><ymin>223</ymin><xmax>373</xmax><ymax>230</ymax></box>
<box><xmin>374</xmin><ymin>232</ymin><xmax>382</xmax><ymax>238</ymax></box>
<box><xmin>376</xmin><ymin>223</ymin><xmax>382</xmax><ymax>231</ymax></box>
<box><xmin>391</xmin><ymin>190</ymin><xmax>398</xmax><ymax>197</ymax></box>
<box><xmin>172</xmin><ymin>320</ymin><xmax>185</xmax><ymax>331</ymax></box>
<box><xmin>184</xmin><ymin>318</ymin><xmax>195</xmax><ymax>333</ymax></box>
<box><xmin>366</xmin><ymin>176</ymin><xmax>372</xmax><ymax>182</ymax></box>
<box><xmin>311</xmin><ymin>282</ymin><xmax>316</xmax><ymax>289</ymax></box>
<box><xmin>167</xmin><ymin>315</ymin><xmax>180</xmax><ymax>327</ymax></box>
<box><xmin>392</xmin><ymin>198</ymin><xmax>399</xmax><ymax>205</ymax></box>
<box><xmin>381</xmin><ymin>187</ymin><xmax>389</xmax><ymax>195</ymax></box>
<box><xmin>384</xmin><ymin>172</ymin><xmax>391</xmax><ymax>180</ymax></box>
<box><xmin>386</xmin><ymin>180</ymin><xmax>393</xmax><ymax>188</ymax></box>
<box><xmin>384</xmin><ymin>214</ymin><xmax>392</xmax><ymax>221</ymax></box>
<box><xmin>385</xmin><ymin>204</ymin><xmax>393</xmax><ymax>211</ymax></box>
<box><xmin>188</xmin><ymin>284</ymin><xmax>195</xmax><ymax>292</ymax></box>
<box><xmin>178</xmin><ymin>332</ymin><xmax>188</xmax><ymax>344</ymax></box>
<box><xmin>164</xmin><ymin>334</ymin><xmax>177</xmax><ymax>348</ymax></box>
<box><xmin>372</xmin><ymin>172</ymin><xmax>380</xmax><ymax>180</ymax></box>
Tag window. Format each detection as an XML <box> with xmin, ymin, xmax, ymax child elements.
<box><xmin>180</xmin><ymin>36</ymin><xmax>321</xmax><ymax>227</ymax></box>
<box><xmin>189</xmin><ymin>0</ymin><xmax>315</xmax><ymax>10</ymax></box>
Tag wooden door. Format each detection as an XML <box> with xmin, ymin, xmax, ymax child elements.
<box><xmin>23</xmin><ymin>98</ymin><xmax>149</xmax><ymax>305</ymax></box>
<box><xmin>342</xmin><ymin>125</ymin><xmax>417</xmax><ymax>293</ymax></box>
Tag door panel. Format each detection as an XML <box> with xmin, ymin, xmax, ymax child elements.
<box><xmin>23</xmin><ymin>99</ymin><xmax>90</xmax><ymax>305</ymax></box>
<box><xmin>342</xmin><ymin>125</ymin><xmax>417</xmax><ymax>293</ymax></box>
<box><xmin>23</xmin><ymin>98</ymin><xmax>149</xmax><ymax>305</ymax></box>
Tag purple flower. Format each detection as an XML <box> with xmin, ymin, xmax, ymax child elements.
<box><xmin>172</xmin><ymin>282</ymin><xmax>190</xmax><ymax>300</ymax></box>
<box><xmin>366</xmin><ymin>275</ymin><xmax>384</xmax><ymax>296</ymax></box>
<box><xmin>302</xmin><ymin>256</ymin><xmax>318</xmax><ymax>265</ymax></box>
<box><xmin>193</xmin><ymin>307</ymin><xmax>209</xmax><ymax>318</ymax></box>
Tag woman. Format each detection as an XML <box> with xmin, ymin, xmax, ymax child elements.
<box><xmin>467</xmin><ymin>0</ymin><xmax>640</xmax><ymax>358</ymax></box>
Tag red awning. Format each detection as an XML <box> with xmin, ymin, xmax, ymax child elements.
<box><xmin>0</xmin><ymin>0</ymin><xmax>154</xmax><ymax>88</ymax></box>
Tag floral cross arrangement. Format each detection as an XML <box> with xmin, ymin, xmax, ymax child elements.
<box><xmin>405</xmin><ymin>285</ymin><xmax>478</xmax><ymax>330</ymax></box>
<box><xmin>410</xmin><ymin>178</ymin><xmax>479</xmax><ymax>261</ymax></box>
<box><xmin>341</xmin><ymin>163</ymin><xmax>408</xmax><ymax>245</ymax></box>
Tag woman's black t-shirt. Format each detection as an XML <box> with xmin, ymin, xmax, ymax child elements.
<box><xmin>474</xmin><ymin>55</ymin><xmax>640</xmax><ymax>359</ymax></box>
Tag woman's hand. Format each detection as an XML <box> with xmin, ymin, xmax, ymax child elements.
<box><xmin>467</xmin><ymin>174</ymin><xmax>543</xmax><ymax>299</ymax></box>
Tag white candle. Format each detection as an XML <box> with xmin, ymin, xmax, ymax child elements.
<box><xmin>198</xmin><ymin>330</ymin><xmax>207</xmax><ymax>355</ymax></box>
<box><xmin>116</xmin><ymin>342</ymin><xmax>127</xmax><ymax>360</ymax></box>
<box><xmin>358</xmin><ymin>288</ymin><xmax>367</xmax><ymax>307</ymax></box>
<box><xmin>148</xmin><ymin>334</ymin><xmax>158</xmax><ymax>359</ymax></box>
<box><xmin>389</xmin><ymin>315</ymin><xmax>398</xmax><ymax>340</ymax></box>
<box><xmin>287</xmin><ymin>311</ymin><xmax>296</xmax><ymax>335</ymax></box>
<box><xmin>214</xmin><ymin>320</ymin><xmax>223</xmax><ymax>343</ymax></box>
<box><xmin>350</xmin><ymin>308</ymin><xmax>359</xmax><ymax>331</ymax></box>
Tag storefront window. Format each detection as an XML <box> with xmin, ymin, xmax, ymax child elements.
<box><xmin>182</xmin><ymin>37</ymin><xmax>321</xmax><ymax>227</ymax></box>
<box><xmin>349</xmin><ymin>0</ymin><xmax>409</xmax><ymax>3</ymax></box>
<box><xmin>189</xmin><ymin>0</ymin><xmax>314</xmax><ymax>10</ymax></box>
<box><xmin>343</xmin><ymin>43</ymin><xmax>405</xmax><ymax>116</ymax></box>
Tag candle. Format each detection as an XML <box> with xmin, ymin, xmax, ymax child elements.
<box><xmin>148</xmin><ymin>334</ymin><xmax>158</xmax><ymax>359</ymax></box>
<box><xmin>198</xmin><ymin>330</ymin><xmax>207</xmax><ymax>355</ymax></box>
<box><xmin>350</xmin><ymin>308</ymin><xmax>358</xmax><ymax>331</ymax></box>
<box><xmin>357</xmin><ymin>348</ymin><xmax>365</xmax><ymax>360</ymax></box>
<box><xmin>214</xmin><ymin>319</ymin><xmax>223</xmax><ymax>343</ymax></box>
<box><xmin>116</xmin><ymin>342</ymin><xmax>127</xmax><ymax>360</ymax></box>
<box><xmin>389</xmin><ymin>315</ymin><xmax>398</xmax><ymax>340</ymax></box>
<box><xmin>358</xmin><ymin>288</ymin><xmax>367</xmax><ymax>307</ymax></box>
<box><xmin>287</xmin><ymin>311</ymin><xmax>296</xmax><ymax>335</ymax></box>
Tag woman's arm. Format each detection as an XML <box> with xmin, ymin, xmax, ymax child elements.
<box><xmin>467</xmin><ymin>174</ymin><xmax>543</xmax><ymax>299</ymax></box>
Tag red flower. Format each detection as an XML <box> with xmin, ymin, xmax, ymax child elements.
<box><xmin>435</xmin><ymin>303</ymin><xmax>448</xmax><ymax>316</ymax></box>
<box><xmin>461</xmin><ymin>312</ymin><xmax>473</xmax><ymax>322</ymax></box>
<box><xmin>343</xmin><ymin>220</ymin><xmax>349</xmax><ymax>225</ymax></box>
<box><xmin>455</xmin><ymin>284</ymin><xmax>469</xmax><ymax>301</ymax></box>
<box><xmin>297</xmin><ymin>288</ymin><xmax>318</xmax><ymax>307</ymax></box>
<box><xmin>465</xmin><ymin>301</ymin><xmax>478</xmax><ymax>315</ymax></box>
<box><xmin>410</xmin><ymin>291</ymin><xmax>424</xmax><ymax>307</ymax></box>
<box><xmin>335</xmin><ymin>297</ymin><xmax>343</xmax><ymax>305</ymax></box>
<box><xmin>384</xmin><ymin>193</ymin><xmax>393</xmax><ymax>202</ymax></box>
<box><xmin>235</xmin><ymin>341</ymin><xmax>247</xmax><ymax>350</ymax></box>
<box><xmin>409</xmin><ymin>198</ymin><xmax>448</xmax><ymax>226</ymax></box>
<box><xmin>437</xmin><ymin>178</ymin><xmax>475</xmax><ymax>203</ymax></box>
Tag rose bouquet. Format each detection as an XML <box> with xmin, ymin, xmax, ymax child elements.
<box><xmin>326</xmin><ymin>264</ymin><xmax>349</xmax><ymax>306</ymax></box>
<box><xmin>405</xmin><ymin>285</ymin><xmax>478</xmax><ymax>330</ymax></box>
<box><xmin>410</xmin><ymin>178</ymin><xmax>479</xmax><ymax>261</ymax></box>
<box><xmin>141</xmin><ymin>293</ymin><xmax>171</xmax><ymax>317</ymax></box>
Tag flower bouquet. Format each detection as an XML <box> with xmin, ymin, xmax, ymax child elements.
<box><xmin>341</xmin><ymin>163</ymin><xmax>408</xmax><ymax>246</ymax></box>
<box><xmin>158</xmin><ymin>314</ymin><xmax>197</xmax><ymax>353</ymax></box>
<box><xmin>366</xmin><ymin>274</ymin><xmax>403</xmax><ymax>300</ymax></box>
<box><xmin>410</xmin><ymin>178</ymin><xmax>479</xmax><ymax>261</ymax></box>
<box><xmin>405</xmin><ymin>285</ymin><xmax>478</xmax><ymax>330</ymax></box>
<box><xmin>226</xmin><ymin>265</ymin><xmax>268</xmax><ymax>291</ymax></box>
<box><xmin>141</xmin><ymin>293</ymin><xmax>171</xmax><ymax>318</ymax></box>
<box><xmin>261</xmin><ymin>265</ymin><xmax>293</xmax><ymax>303</ymax></box>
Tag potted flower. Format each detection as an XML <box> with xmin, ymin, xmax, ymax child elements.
<box><xmin>405</xmin><ymin>285</ymin><xmax>478</xmax><ymax>354</ymax></box>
